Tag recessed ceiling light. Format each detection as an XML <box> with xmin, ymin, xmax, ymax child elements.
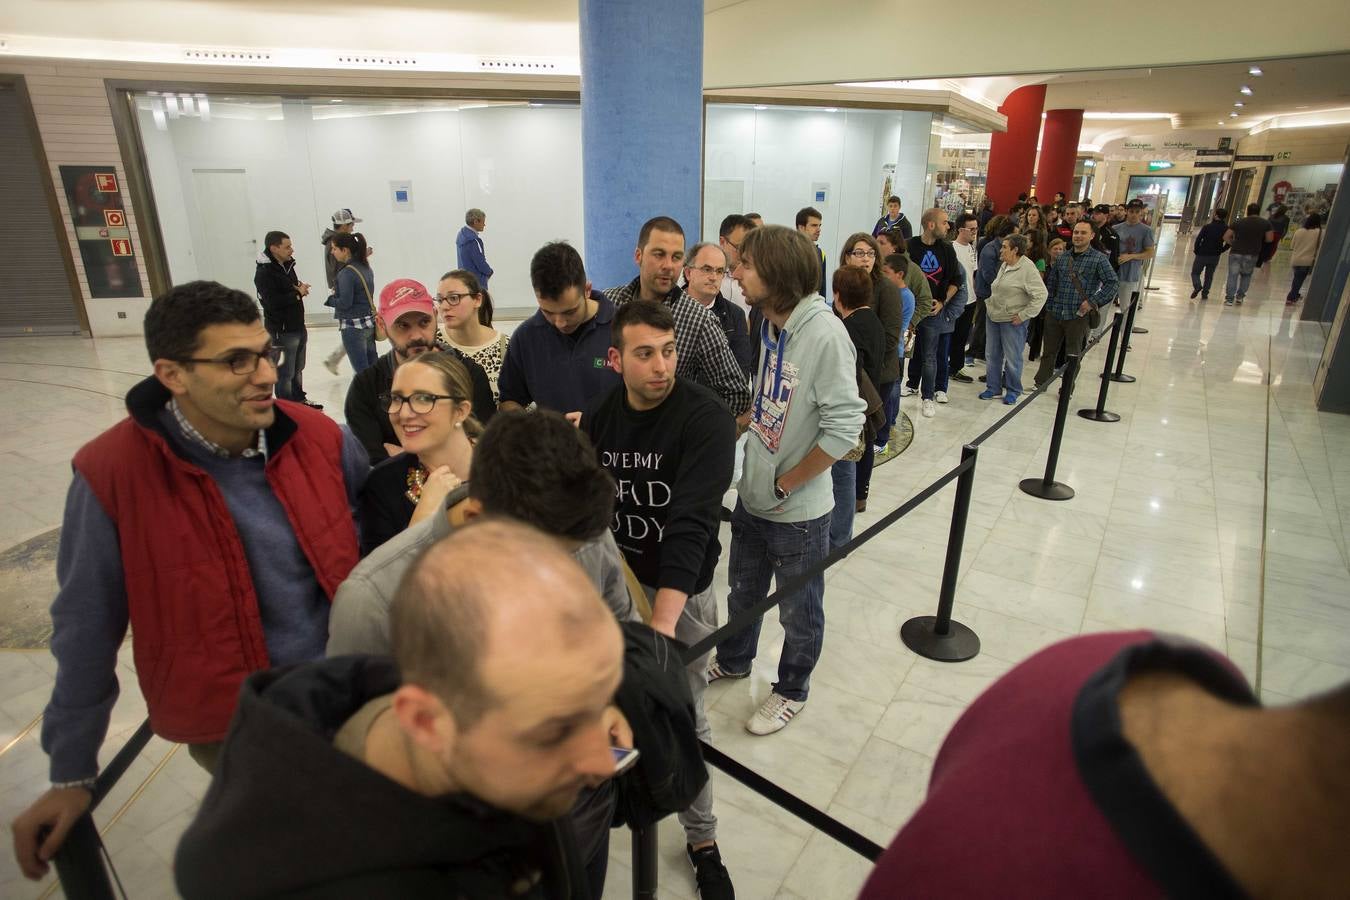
<box><xmin>753</xmin><ymin>105</ymin><xmax>768</xmax><ymax>111</ymax></box>
<box><xmin>1234</xmin><ymin>101</ymin><xmax>1245</xmax><ymax>108</ymax></box>
<box><xmin>1230</xmin><ymin>112</ymin><xmax>1239</xmax><ymax>118</ymax></box>
<box><xmin>1217</xmin><ymin>121</ymin><xmax>1225</xmax><ymax>125</ymax></box>
<box><xmin>825</xmin><ymin>107</ymin><xmax>839</xmax><ymax>113</ymax></box>
<box><xmin>1239</xmin><ymin>86</ymin><xmax>1253</xmax><ymax>95</ymax></box>
<box><xmin>1248</xmin><ymin>66</ymin><xmax>1263</xmax><ymax>76</ymax></box>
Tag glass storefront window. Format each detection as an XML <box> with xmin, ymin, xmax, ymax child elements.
<box><xmin>1125</xmin><ymin>174</ymin><xmax>1194</xmax><ymax>217</ymax></box>
<box><xmin>1258</xmin><ymin>163</ymin><xmax>1342</xmax><ymax>225</ymax></box>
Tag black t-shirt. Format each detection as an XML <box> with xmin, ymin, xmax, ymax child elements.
<box><xmin>582</xmin><ymin>379</ymin><xmax>735</xmax><ymax>595</ymax></box>
<box><xmin>1228</xmin><ymin>216</ymin><xmax>1272</xmax><ymax>256</ymax></box>
<box><xmin>907</xmin><ymin>236</ymin><xmax>961</xmax><ymax>300</ymax></box>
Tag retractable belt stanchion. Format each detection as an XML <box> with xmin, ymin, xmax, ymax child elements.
<box><xmin>1019</xmin><ymin>353</ymin><xmax>1080</xmax><ymax>501</ymax></box>
<box><xmin>1135</xmin><ymin>260</ymin><xmax>1153</xmax><ymax>333</ymax></box>
<box><xmin>1079</xmin><ymin>310</ymin><xmax>1124</xmax><ymax>423</ymax></box>
<box><xmin>1107</xmin><ymin>292</ymin><xmax>1140</xmax><ymax>383</ymax></box>
<box><xmin>632</xmin><ymin>824</ymin><xmax>658</xmax><ymax>900</ymax></box>
<box><xmin>900</xmin><ymin>444</ymin><xmax>981</xmax><ymax>662</ymax></box>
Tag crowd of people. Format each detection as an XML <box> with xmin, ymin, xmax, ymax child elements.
<box><xmin>11</xmin><ymin>193</ymin><xmax>1343</xmax><ymax>900</ymax></box>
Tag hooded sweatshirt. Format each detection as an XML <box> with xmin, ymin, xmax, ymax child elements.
<box><xmin>743</xmin><ymin>294</ymin><xmax>866</xmax><ymax>523</ymax></box>
<box><xmin>175</xmin><ymin>656</ymin><xmax>588</xmax><ymax>899</ymax></box>
<box><xmin>253</xmin><ymin>249</ymin><xmax>304</xmax><ymax>333</ymax></box>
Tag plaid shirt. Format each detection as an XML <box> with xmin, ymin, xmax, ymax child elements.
<box><xmin>1043</xmin><ymin>246</ymin><xmax>1118</xmax><ymax>321</ymax></box>
<box><xmin>168</xmin><ymin>398</ymin><xmax>268</xmax><ymax>459</ymax></box>
<box><xmin>604</xmin><ymin>279</ymin><xmax>752</xmax><ymax>415</ymax></box>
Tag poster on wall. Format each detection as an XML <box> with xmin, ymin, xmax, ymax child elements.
<box><xmin>59</xmin><ymin>165</ymin><xmax>143</xmax><ymax>298</ymax></box>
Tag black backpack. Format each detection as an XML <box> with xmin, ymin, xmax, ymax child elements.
<box><xmin>611</xmin><ymin>622</ymin><xmax>709</xmax><ymax>829</ymax></box>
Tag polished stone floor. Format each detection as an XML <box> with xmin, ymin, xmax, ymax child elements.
<box><xmin>1</xmin><ymin>230</ymin><xmax>1347</xmax><ymax>899</ymax></box>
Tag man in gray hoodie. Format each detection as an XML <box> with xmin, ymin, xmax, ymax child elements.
<box><xmin>706</xmin><ymin>225</ymin><xmax>866</xmax><ymax>736</ymax></box>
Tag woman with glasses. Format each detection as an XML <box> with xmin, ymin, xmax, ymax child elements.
<box><xmin>981</xmin><ymin>233</ymin><xmax>1047</xmax><ymax>406</ymax></box>
<box><xmin>838</xmin><ymin>232</ymin><xmax>901</xmax><ymax>512</ymax></box>
<box><xmin>437</xmin><ymin>269</ymin><xmax>509</xmax><ymax>403</ymax></box>
<box><xmin>330</xmin><ymin>233</ymin><xmax>378</xmax><ymax>373</ymax></box>
<box><xmin>358</xmin><ymin>351</ymin><xmax>482</xmax><ymax>555</ymax></box>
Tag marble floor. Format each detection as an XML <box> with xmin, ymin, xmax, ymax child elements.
<box><xmin>1</xmin><ymin>230</ymin><xmax>1348</xmax><ymax>899</ymax></box>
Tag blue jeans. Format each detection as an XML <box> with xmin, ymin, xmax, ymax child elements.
<box><xmin>829</xmin><ymin>460</ymin><xmax>855</xmax><ymax>551</ymax></box>
<box><xmin>340</xmin><ymin>326</ymin><xmax>379</xmax><ymax>373</ymax></box>
<box><xmin>875</xmin><ymin>380</ymin><xmax>899</xmax><ymax>447</ymax></box>
<box><xmin>1191</xmin><ymin>254</ymin><xmax>1220</xmax><ymax>293</ymax></box>
<box><xmin>274</xmin><ymin>328</ymin><xmax>308</xmax><ymax>401</ymax></box>
<box><xmin>1288</xmin><ymin>266</ymin><xmax>1312</xmax><ymax>301</ymax></box>
<box><xmin>1225</xmin><ymin>253</ymin><xmax>1257</xmax><ymax>299</ymax></box>
<box><xmin>905</xmin><ymin>319</ymin><xmax>950</xmax><ymax>400</ymax></box>
<box><xmin>716</xmin><ymin>501</ymin><xmax>830</xmax><ymax>701</ymax></box>
<box><xmin>984</xmin><ymin>319</ymin><xmax>1029</xmax><ymax>397</ymax></box>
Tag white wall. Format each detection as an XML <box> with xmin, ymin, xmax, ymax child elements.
<box><xmin>138</xmin><ymin>98</ymin><xmax>584</xmax><ymax>318</ymax></box>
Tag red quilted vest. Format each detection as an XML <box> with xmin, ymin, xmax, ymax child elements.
<box><xmin>73</xmin><ymin>379</ymin><xmax>360</xmax><ymax>743</ymax></box>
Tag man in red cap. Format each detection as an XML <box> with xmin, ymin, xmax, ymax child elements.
<box><xmin>344</xmin><ymin>278</ymin><xmax>496</xmax><ymax>464</ymax></box>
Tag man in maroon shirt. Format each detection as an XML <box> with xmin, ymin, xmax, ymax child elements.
<box><xmin>860</xmin><ymin>631</ymin><xmax>1349</xmax><ymax>898</ymax></box>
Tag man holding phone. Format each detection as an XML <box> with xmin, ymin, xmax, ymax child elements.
<box><xmin>581</xmin><ymin>299</ymin><xmax>738</xmax><ymax>900</ymax></box>
<box><xmin>1034</xmin><ymin>220</ymin><xmax>1117</xmax><ymax>390</ymax></box>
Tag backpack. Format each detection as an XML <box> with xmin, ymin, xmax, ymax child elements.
<box><xmin>610</xmin><ymin>621</ymin><xmax>709</xmax><ymax>828</ymax></box>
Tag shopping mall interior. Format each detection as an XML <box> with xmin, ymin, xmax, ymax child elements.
<box><xmin>2</xmin><ymin>1</ymin><xmax>1349</xmax><ymax>897</ymax></box>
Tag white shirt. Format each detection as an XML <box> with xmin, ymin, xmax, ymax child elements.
<box><xmin>953</xmin><ymin>240</ymin><xmax>978</xmax><ymax>303</ymax></box>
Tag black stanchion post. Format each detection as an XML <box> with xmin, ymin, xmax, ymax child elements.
<box><xmin>901</xmin><ymin>444</ymin><xmax>981</xmax><ymax>662</ymax></box>
<box><xmin>1019</xmin><ymin>354</ymin><xmax>1079</xmax><ymax>501</ymax></box>
<box><xmin>1107</xmin><ymin>293</ymin><xmax>1139</xmax><ymax>383</ymax></box>
<box><xmin>1079</xmin><ymin>311</ymin><xmax>1123</xmax><ymax>423</ymax></box>
<box><xmin>50</xmin><ymin>815</ymin><xmax>116</xmax><ymax>900</ymax></box>
<box><xmin>632</xmin><ymin>823</ymin><xmax>658</xmax><ymax>900</ymax></box>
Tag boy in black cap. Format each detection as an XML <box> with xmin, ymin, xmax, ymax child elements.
<box><xmin>1090</xmin><ymin>204</ymin><xmax>1120</xmax><ymax>271</ymax></box>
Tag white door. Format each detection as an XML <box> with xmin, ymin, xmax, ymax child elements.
<box><xmin>191</xmin><ymin>169</ymin><xmax>258</xmax><ymax>296</ymax></box>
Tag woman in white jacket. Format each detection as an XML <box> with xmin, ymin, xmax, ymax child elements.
<box><xmin>1286</xmin><ymin>213</ymin><xmax>1323</xmax><ymax>305</ymax></box>
<box><xmin>980</xmin><ymin>233</ymin><xmax>1048</xmax><ymax>405</ymax></box>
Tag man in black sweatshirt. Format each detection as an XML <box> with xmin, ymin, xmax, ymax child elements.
<box><xmin>581</xmin><ymin>300</ymin><xmax>737</xmax><ymax>900</ymax></box>
<box><xmin>1190</xmin><ymin>208</ymin><xmax>1230</xmax><ymax>300</ymax></box>
<box><xmin>904</xmin><ymin>209</ymin><xmax>961</xmax><ymax>416</ymax></box>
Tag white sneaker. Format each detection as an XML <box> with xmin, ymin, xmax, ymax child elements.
<box><xmin>745</xmin><ymin>692</ymin><xmax>805</xmax><ymax>736</ymax></box>
<box><xmin>899</xmin><ymin>384</ymin><xmax>916</xmax><ymax>397</ymax></box>
<box><xmin>922</xmin><ymin>399</ymin><xmax>936</xmax><ymax>418</ymax></box>
<box><xmin>934</xmin><ymin>390</ymin><xmax>949</xmax><ymax>404</ymax></box>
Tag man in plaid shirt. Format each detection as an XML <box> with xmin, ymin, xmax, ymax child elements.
<box><xmin>605</xmin><ymin>216</ymin><xmax>752</xmax><ymax>416</ymax></box>
<box><xmin>1034</xmin><ymin>220</ymin><xmax>1118</xmax><ymax>389</ymax></box>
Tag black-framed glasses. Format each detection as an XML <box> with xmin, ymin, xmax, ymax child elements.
<box><xmin>178</xmin><ymin>345</ymin><xmax>284</xmax><ymax>375</ymax></box>
<box><xmin>378</xmin><ymin>391</ymin><xmax>460</xmax><ymax>415</ymax></box>
<box><xmin>435</xmin><ymin>292</ymin><xmax>475</xmax><ymax>306</ymax></box>
<box><xmin>849</xmin><ymin>249</ymin><xmax>877</xmax><ymax>259</ymax></box>
<box><xmin>689</xmin><ymin>265</ymin><xmax>727</xmax><ymax>278</ymax></box>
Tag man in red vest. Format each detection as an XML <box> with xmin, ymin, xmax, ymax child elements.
<box><xmin>11</xmin><ymin>280</ymin><xmax>367</xmax><ymax>882</ymax></box>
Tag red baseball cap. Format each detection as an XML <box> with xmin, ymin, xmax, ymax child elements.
<box><xmin>378</xmin><ymin>278</ymin><xmax>436</xmax><ymax>323</ymax></box>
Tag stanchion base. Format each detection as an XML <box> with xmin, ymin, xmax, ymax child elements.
<box><xmin>1105</xmin><ymin>373</ymin><xmax>1137</xmax><ymax>383</ymax></box>
<box><xmin>1019</xmin><ymin>477</ymin><xmax>1075</xmax><ymax>501</ymax></box>
<box><xmin>901</xmin><ymin>616</ymin><xmax>981</xmax><ymax>662</ymax></box>
<box><xmin>1132</xmin><ymin>327</ymin><xmax>1149</xmax><ymax>334</ymax></box>
<box><xmin>1078</xmin><ymin>408</ymin><xmax>1121</xmax><ymax>422</ymax></box>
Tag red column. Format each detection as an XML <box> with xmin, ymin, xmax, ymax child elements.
<box><xmin>1036</xmin><ymin>109</ymin><xmax>1084</xmax><ymax>202</ymax></box>
<box><xmin>985</xmin><ymin>84</ymin><xmax>1045</xmax><ymax>215</ymax></box>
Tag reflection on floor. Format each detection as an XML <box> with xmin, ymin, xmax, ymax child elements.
<box><xmin>2</xmin><ymin>230</ymin><xmax>1348</xmax><ymax>899</ymax></box>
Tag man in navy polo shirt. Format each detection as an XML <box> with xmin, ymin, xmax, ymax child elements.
<box><xmin>498</xmin><ymin>241</ymin><xmax>620</xmax><ymax>415</ymax></box>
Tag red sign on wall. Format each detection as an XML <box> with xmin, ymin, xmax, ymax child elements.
<box><xmin>95</xmin><ymin>173</ymin><xmax>119</xmax><ymax>193</ymax></box>
<box><xmin>110</xmin><ymin>239</ymin><xmax>133</xmax><ymax>256</ymax></box>
<box><xmin>103</xmin><ymin>209</ymin><xmax>126</xmax><ymax>228</ymax></box>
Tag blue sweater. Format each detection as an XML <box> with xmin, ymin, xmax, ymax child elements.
<box><xmin>42</xmin><ymin>409</ymin><xmax>368</xmax><ymax>781</ymax></box>
<box><xmin>456</xmin><ymin>225</ymin><xmax>493</xmax><ymax>288</ymax></box>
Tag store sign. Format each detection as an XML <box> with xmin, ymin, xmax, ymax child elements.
<box><xmin>1148</xmin><ymin>161</ymin><xmax>1174</xmax><ymax>170</ymax></box>
<box><xmin>59</xmin><ymin>165</ymin><xmax>142</xmax><ymax>299</ymax></box>
<box><xmin>1194</xmin><ymin>149</ymin><xmax>1233</xmax><ymax>156</ymax></box>
<box><xmin>1194</xmin><ymin>161</ymin><xmax>1233</xmax><ymax>168</ymax></box>
<box><xmin>1234</xmin><ymin>154</ymin><xmax>1275</xmax><ymax>162</ymax></box>
<box><xmin>1124</xmin><ymin>139</ymin><xmax>1196</xmax><ymax>151</ymax></box>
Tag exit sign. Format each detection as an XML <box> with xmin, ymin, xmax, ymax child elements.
<box><xmin>1148</xmin><ymin>161</ymin><xmax>1174</xmax><ymax>171</ymax></box>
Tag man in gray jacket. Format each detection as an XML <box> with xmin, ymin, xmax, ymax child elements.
<box><xmin>707</xmin><ymin>225</ymin><xmax>866</xmax><ymax>736</ymax></box>
<box><xmin>328</xmin><ymin>409</ymin><xmax>638</xmax><ymax>657</ymax></box>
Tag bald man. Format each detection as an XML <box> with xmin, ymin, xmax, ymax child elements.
<box><xmin>176</xmin><ymin>520</ymin><xmax>629</xmax><ymax>899</ymax></box>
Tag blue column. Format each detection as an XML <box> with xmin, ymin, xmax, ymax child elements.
<box><xmin>580</xmin><ymin>0</ymin><xmax>703</xmax><ymax>290</ymax></box>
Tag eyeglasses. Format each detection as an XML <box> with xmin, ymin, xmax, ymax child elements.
<box><xmin>379</xmin><ymin>391</ymin><xmax>462</xmax><ymax>415</ymax></box>
<box><xmin>850</xmin><ymin>249</ymin><xmax>877</xmax><ymax>259</ymax></box>
<box><xmin>435</xmin><ymin>292</ymin><xmax>474</xmax><ymax>306</ymax></box>
<box><xmin>178</xmin><ymin>346</ymin><xmax>284</xmax><ymax>375</ymax></box>
<box><xmin>689</xmin><ymin>265</ymin><xmax>728</xmax><ymax>278</ymax></box>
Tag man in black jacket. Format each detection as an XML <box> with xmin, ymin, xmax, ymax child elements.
<box><xmin>344</xmin><ymin>278</ymin><xmax>495</xmax><ymax>463</ymax></box>
<box><xmin>175</xmin><ymin>520</ymin><xmax>628</xmax><ymax>899</ymax></box>
<box><xmin>581</xmin><ymin>300</ymin><xmax>737</xmax><ymax>900</ymax></box>
<box><xmin>254</xmin><ymin>230</ymin><xmax>320</xmax><ymax>408</ymax></box>
<box><xmin>1190</xmin><ymin>208</ymin><xmax>1230</xmax><ymax>300</ymax></box>
<box><xmin>683</xmin><ymin>242</ymin><xmax>752</xmax><ymax>379</ymax></box>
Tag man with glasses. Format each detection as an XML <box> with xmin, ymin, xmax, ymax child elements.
<box><xmin>11</xmin><ymin>281</ymin><xmax>369</xmax><ymax>882</ymax></box>
<box><xmin>604</xmin><ymin>216</ymin><xmax>751</xmax><ymax>417</ymax></box>
<box><xmin>343</xmin><ymin>278</ymin><xmax>495</xmax><ymax>464</ymax></box>
<box><xmin>684</xmin><ymin>242</ymin><xmax>752</xmax><ymax>379</ymax></box>
<box><xmin>718</xmin><ymin>213</ymin><xmax>756</xmax><ymax>312</ymax></box>
<box><xmin>948</xmin><ymin>213</ymin><xmax>981</xmax><ymax>384</ymax></box>
<box><xmin>498</xmin><ymin>241</ymin><xmax>621</xmax><ymax>415</ymax></box>
<box><xmin>254</xmin><ymin>230</ymin><xmax>320</xmax><ymax>409</ymax></box>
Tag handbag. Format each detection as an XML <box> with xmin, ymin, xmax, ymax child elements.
<box><xmin>842</xmin><ymin>366</ymin><xmax>888</xmax><ymax>461</ymax></box>
<box><xmin>1067</xmin><ymin>266</ymin><xmax>1101</xmax><ymax>329</ymax></box>
<box><xmin>345</xmin><ymin>265</ymin><xmax>387</xmax><ymax>342</ymax></box>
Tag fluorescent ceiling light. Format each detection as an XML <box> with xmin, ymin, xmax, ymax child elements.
<box><xmin>753</xmin><ymin>105</ymin><xmax>768</xmax><ymax>110</ymax></box>
<box><xmin>1229</xmin><ymin>112</ymin><xmax>1239</xmax><ymax>118</ymax></box>
<box><xmin>1078</xmin><ymin>112</ymin><xmax>1172</xmax><ymax>120</ymax></box>
<box><xmin>1248</xmin><ymin>66</ymin><xmax>1263</xmax><ymax>76</ymax></box>
<box><xmin>825</xmin><ymin>107</ymin><xmax>838</xmax><ymax>113</ymax></box>
<box><xmin>1239</xmin><ymin>86</ymin><xmax>1253</xmax><ymax>95</ymax></box>
<box><xmin>1233</xmin><ymin>102</ymin><xmax>1244</xmax><ymax>107</ymax></box>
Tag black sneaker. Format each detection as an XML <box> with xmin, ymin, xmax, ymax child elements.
<box><xmin>687</xmin><ymin>843</ymin><xmax>735</xmax><ymax>900</ymax></box>
<box><xmin>950</xmin><ymin>369</ymin><xmax>975</xmax><ymax>383</ymax></box>
<box><xmin>1190</xmin><ymin>288</ymin><xmax>1200</xmax><ymax>299</ymax></box>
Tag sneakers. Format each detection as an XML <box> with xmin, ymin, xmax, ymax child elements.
<box><xmin>950</xmin><ymin>370</ymin><xmax>974</xmax><ymax>384</ymax></box>
<box><xmin>921</xmin><ymin>399</ymin><xmax>936</xmax><ymax>418</ymax></box>
<box><xmin>1224</xmin><ymin>298</ymin><xmax>1235</xmax><ymax>306</ymax></box>
<box><xmin>872</xmin><ymin>442</ymin><xmax>888</xmax><ymax>455</ymax></box>
<box><xmin>687</xmin><ymin>843</ymin><xmax>735</xmax><ymax>900</ymax></box>
<box><xmin>899</xmin><ymin>384</ymin><xmax>916</xmax><ymax>397</ymax></box>
<box><xmin>706</xmin><ymin>659</ymin><xmax>750</xmax><ymax>683</ymax></box>
<box><xmin>746</xmin><ymin>692</ymin><xmax>806</xmax><ymax>736</ymax></box>
<box><xmin>1003</xmin><ymin>393</ymin><xmax>1019</xmax><ymax>405</ymax></box>
<box><xmin>978</xmin><ymin>389</ymin><xmax>1000</xmax><ymax>400</ymax></box>
<box><xmin>1201</xmin><ymin>293</ymin><xmax>1209</xmax><ymax>300</ymax></box>
<box><xmin>1235</xmin><ymin>297</ymin><xmax>1244</xmax><ymax>305</ymax></box>
<box><xmin>934</xmin><ymin>390</ymin><xmax>949</xmax><ymax>404</ymax></box>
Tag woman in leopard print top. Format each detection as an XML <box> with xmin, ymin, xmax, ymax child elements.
<box><xmin>436</xmin><ymin>269</ymin><xmax>510</xmax><ymax>403</ymax></box>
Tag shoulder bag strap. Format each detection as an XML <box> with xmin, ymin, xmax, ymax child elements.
<box><xmin>345</xmin><ymin>265</ymin><xmax>376</xmax><ymax>316</ymax></box>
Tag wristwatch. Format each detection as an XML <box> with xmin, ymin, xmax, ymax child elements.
<box><xmin>773</xmin><ymin>480</ymin><xmax>791</xmax><ymax>501</ymax></box>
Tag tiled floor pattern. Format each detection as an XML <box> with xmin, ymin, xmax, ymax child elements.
<box><xmin>1</xmin><ymin>231</ymin><xmax>1348</xmax><ymax>899</ymax></box>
